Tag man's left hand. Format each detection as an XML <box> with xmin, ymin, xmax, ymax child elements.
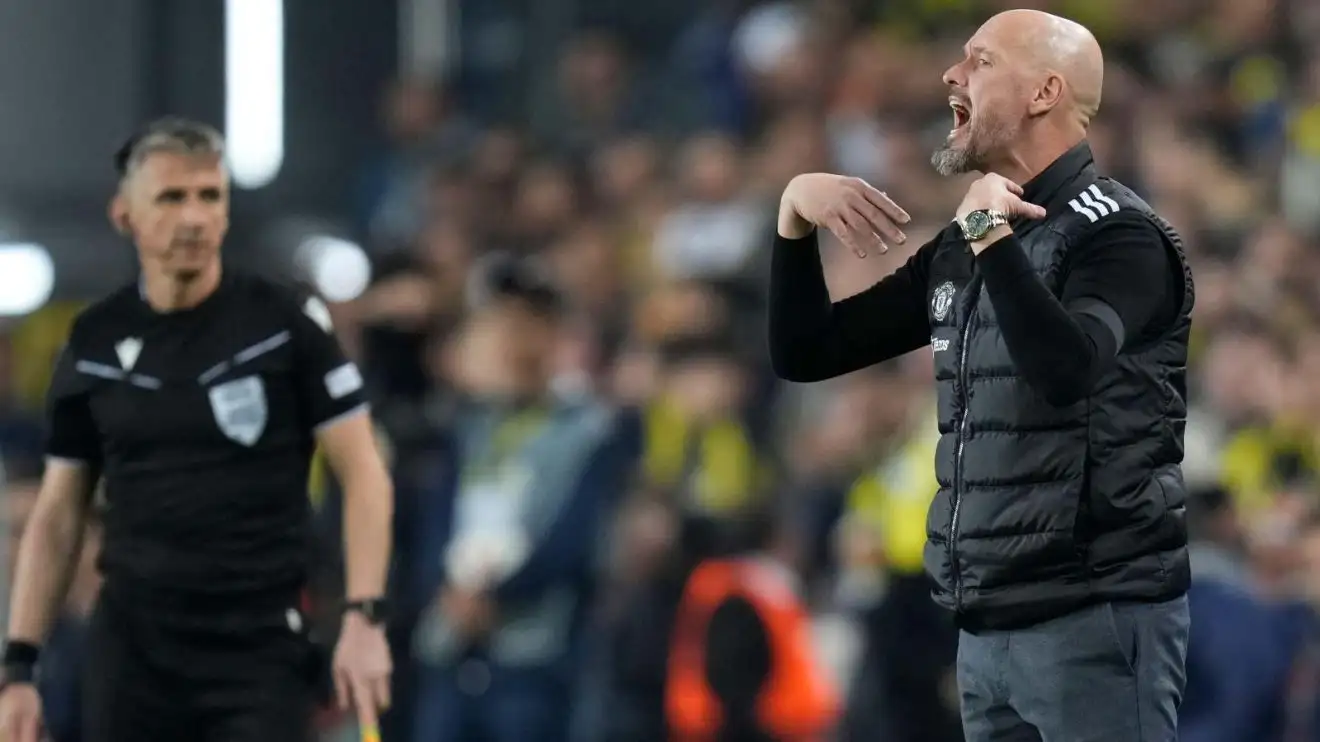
<box><xmin>957</xmin><ymin>174</ymin><xmax>1048</xmax><ymax>222</ymax></box>
<box><xmin>956</xmin><ymin>174</ymin><xmax>1048</xmax><ymax>253</ymax></box>
<box><xmin>332</xmin><ymin>611</ymin><xmax>393</xmax><ymax>731</ymax></box>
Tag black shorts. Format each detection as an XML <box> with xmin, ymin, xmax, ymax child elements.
<box><xmin>83</xmin><ymin>591</ymin><xmax>319</xmax><ymax>742</ymax></box>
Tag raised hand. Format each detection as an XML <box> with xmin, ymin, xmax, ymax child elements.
<box><xmin>779</xmin><ymin>174</ymin><xmax>912</xmax><ymax>258</ymax></box>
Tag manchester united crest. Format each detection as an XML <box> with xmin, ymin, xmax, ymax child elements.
<box><xmin>932</xmin><ymin>281</ymin><xmax>956</xmax><ymax>321</ymax></box>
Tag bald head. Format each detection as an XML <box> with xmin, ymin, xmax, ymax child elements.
<box><xmin>932</xmin><ymin>10</ymin><xmax>1105</xmax><ymax>179</ymax></box>
<box><xmin>981</xmin><ymin>10</ymin><xmax>1104</xmax><ymax>124</ymax></box>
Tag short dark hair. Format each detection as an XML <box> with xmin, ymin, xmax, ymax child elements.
<box><xmin>114</xmin><ymin>117</ymin><xmax>226</xmax><ymax>178</ymax></box>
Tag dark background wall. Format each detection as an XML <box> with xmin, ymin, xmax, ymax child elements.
<box><xmin>0</xmin><ymin>0</ymin><xmax>144</xmax><ymax>196</ymax></box>
<box><xmin>0</xmin><ymin>0</ymin><xmax>697</xmax><ymax>300</ymax></box>
<box><xmin>0</xmin><ymin>0</ymin><xmax>398</xmax><ymax>299</ymax></box>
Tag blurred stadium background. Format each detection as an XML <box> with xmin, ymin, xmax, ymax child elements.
<box><xmin>3</xmin><ymin>0</ymin><xmax>1320</xmax><ymax>740</ymax></box>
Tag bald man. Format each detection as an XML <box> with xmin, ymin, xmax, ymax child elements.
<box><xmin>767</xmin><ymin>10</ymin><xmax>1192</xmax><ymax>741</ymax></box>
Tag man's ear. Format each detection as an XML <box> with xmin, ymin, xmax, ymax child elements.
<box><xmin>1029</xmin><ymin>72</ymin><xmax>1066</xmax><ymax>117</ymax></box>
<box><xmin>108</xmin><ymin>194</ymin><xmax>131</xmax><ymax>236</ymax></box>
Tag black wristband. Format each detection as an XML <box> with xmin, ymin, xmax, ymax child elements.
<box><xmin>2</xmin><ymin>641</ymin><xmax>39</xmax><ymax>667</ymax></box>
<box><xmin>1</xmin><ymin>662</ymin><xmax>36</xmax><ymax>685</ymax></box>
<box><xmin>1</xmin><ymin>641</ymin><xmax>39</xmax><ymax>686</ymax></box>
<box><xmin>343</xmin><ymin>598</ymin><xmax>389</xmax><ymax>625</ymax></box>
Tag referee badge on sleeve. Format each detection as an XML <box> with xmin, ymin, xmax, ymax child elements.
<box><xmin>324</xmin><ymin>362</ymin><xmax>363</xmax><ymax>400</ymax></box>
<box><xmin>207</xmin><ymin>375</ymin><xmax>268</xmax><ymax>446</ymax></box>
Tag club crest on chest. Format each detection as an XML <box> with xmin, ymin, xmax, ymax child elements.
<box><xmin>931</xmin><ymin>281</ymin><xmax>957</xmax><ymax>321</ymax></box>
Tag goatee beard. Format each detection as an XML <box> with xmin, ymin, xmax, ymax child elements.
<box><xmin>931</xmin><ymin>144</ymin><xmax>975</xmax><ymax>177</ymax></box>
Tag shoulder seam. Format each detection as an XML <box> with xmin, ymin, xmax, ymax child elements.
<box><xmin>1048</xmin><ymin>206</ymin><xmax>1160</xmax><ymax>247</ymax></box>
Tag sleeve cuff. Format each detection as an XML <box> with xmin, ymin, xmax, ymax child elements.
<box><xmin>313</xmin><ymin>402</ymin><xmax>371</xmax><ymax>433</ymax></box>
<box><xmin>773</xmin><ymin>229</ymin><xmax>819</xmax><ymax>250</ymax></box>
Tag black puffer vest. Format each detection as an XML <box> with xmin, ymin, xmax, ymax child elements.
<box><xmin>921</xmin><ymin>144</ymin><xmax>1194</xmax><ymax>630</ymax></box>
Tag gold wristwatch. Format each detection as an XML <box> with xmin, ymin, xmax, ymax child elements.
<box><xmin>957</xmin><ymin>209</ymin><xmax>1009</xmax><ymax>241</ymax></box>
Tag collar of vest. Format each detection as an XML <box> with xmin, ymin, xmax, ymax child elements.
<box><xmin>1019</xmin><ymin>140</ymin><xmax>1096</xmax><ymax>213</ymax></box>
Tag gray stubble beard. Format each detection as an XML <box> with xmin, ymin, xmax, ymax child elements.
<box><xmin>931</xmin><ymin>112</ymin><xmax>1018</xmax><ymax>177</ymax></box>
<box><xmin>930</xmin><ymin>144</ymin><xmax>975</xmax><ymax>177</ymax></box>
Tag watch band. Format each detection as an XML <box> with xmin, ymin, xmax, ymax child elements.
<box><xmin>0</xmin><ymin>662</ymin><xmax>37</xmax><ymax>688</ymax></box>
<box><xmin>2</xmin><ymin>642</ymin><xmax>38</xmax><ymax>667</ymax></box>
<box><xmin>343</xmin><ymin>598</ymin><xmax>389</xmax><ymax>625</ymax></box>
<box><xmin>0</xmin><ymin>642</ymin><xmax>40</xmax><ymax>689</ymax></box>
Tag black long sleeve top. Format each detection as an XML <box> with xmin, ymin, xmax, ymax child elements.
<box><xmin>768</xmin><ymin>212</ymin><xmax>1180</xmax><ymax>405</ymax></box>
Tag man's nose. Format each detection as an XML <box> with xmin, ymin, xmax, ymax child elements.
<box><xmin>180</xmin><ymin>199</ymin><xmax>209</xmax><ymax>225</ymax></box>
<box><xmin>943</xmin><ymin>63</ymin><xmax>964</xmax><ymax>88</ymax></box>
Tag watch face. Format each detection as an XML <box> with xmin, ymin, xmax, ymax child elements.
<box><xmin>964</xmin><ymin>210</ymin><xmax>992</xmax><ymax>238</ymax></box>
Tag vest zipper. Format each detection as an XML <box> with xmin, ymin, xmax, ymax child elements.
<box><xmin>950</xmin><ymin>277</ymin><xmax>981</xmax><ymax>611</ymax></box>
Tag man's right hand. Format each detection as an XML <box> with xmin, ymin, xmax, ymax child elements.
<box><xmin>0</xmin><ymin>683</ymin><xmax>43</xmax><ymax>742</ymax></box>
<box><xmin>778</xmin><ymin>173</ymin><xmax>912</xmax><ymax>257</ymax></box>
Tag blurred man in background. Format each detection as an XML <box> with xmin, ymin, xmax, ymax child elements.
<box><xmin>1282</xmin><ymin>508</ymin><xmax>1320</xmax><ymax>740</ymax></box>
<box><xmin>640</xmin><ymin>334</ymin><xmax>768</xmax><ymax>521</ymax></box>
<box><xmin>818</xmin><ymin>373</ymin><xmax>962</xmax><ymax>742</ymax></box>
<box><xmin>1181</xmin><ymin>484</ymin><xmax>1295</xmax><ymax>742</ymax></box>
<box><xmin>595</xmin><ymin>331</ymin><xmax>774</xmax><ymax>742</ymax></box>
<box><xmin>403</xmin><ymin>255</ymin><xmax>631</xmax><ymax>742</ymax></box>
<box><xmin>666</xmin><ymin>508</ymin><xmax>839</xmax><ymax>742</ymax></box>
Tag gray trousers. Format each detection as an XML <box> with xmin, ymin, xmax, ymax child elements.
<box><xmin>958</xmin><ymin>596</ymin><xmax>1190</xmax><ymax>741</ymax></box>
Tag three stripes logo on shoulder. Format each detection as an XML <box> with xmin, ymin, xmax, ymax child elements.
<box><xmin>1068</xmin><ymin>184</ymin><xmax>1121</xmax><ymax>223</ymax></box>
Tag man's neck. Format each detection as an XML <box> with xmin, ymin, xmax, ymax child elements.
<box><xmin>990</xmin><ymin>130</ymin><xmax>1086</xmax><ymax>186</ymax></box>
<box><xmin>141</xmin><ymin>262</ymin><xmax>222</xmax><ymax>312</ymax></box>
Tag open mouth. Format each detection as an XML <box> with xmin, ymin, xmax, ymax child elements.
<box><xmin>949</xmin><ymin>98</ymin><xmax>972</xmax><ymax>134</ymax></box>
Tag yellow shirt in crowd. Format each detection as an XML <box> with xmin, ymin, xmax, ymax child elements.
<box><xmin>844</xmin><ymin>409</ymin><xmax>940</xmax><ymax>576</ymax></box>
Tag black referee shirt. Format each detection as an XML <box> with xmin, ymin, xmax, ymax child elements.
<box><xmin>45</xmin><ymin>271</ymin><xmax>367</xmax><ymax>613</ymax></box>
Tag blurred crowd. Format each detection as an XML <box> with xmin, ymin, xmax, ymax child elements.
<box><xmin>7</xmin><ymin>0</ymin><xmax>1320</xmax><ymax>739</ymax></box>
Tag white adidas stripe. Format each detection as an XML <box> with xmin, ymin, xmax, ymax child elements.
<box><xmin>1068</xmin><ymin>198</ymin><xmax>1098</xmax><ymax>222</ymax></box>
<box><xmin>1088</xmin><ymin>184</ymin><xmax>1121</xmax><ymax>213</ymax></box>
<box><xmin>1079</xmin><ymin>189</ymin><xmax>1108</xmax><ymax>216</ymax></box>
<box><xmin>1068</xmin><ymin>184</ymin><xmax>1122</xmax><ymax>223</ymax></box>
